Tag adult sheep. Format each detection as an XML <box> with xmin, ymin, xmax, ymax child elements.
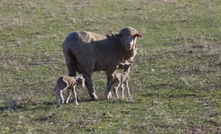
<box><xmin>62</xmin><ymin>27</ymin><xmax>142</xmax><ymax>100</ymax></box>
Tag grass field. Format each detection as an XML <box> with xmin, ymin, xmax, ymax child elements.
<box><xmin>1</xmin><ymin>0</ymin><xmax>221</xmax><ymax>133</ymax></box>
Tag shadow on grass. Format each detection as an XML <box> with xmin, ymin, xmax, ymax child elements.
<box><xmin>42</xmin><ymin>101</ymin><xmax>55</xmax><ymax>106</ymax></box>
<box><xmin>19</xmin><ymin>98</ymin><xmax>98</xmax><ymax>111</ymax></box>
<box><xmin>140</xmin><ymin>92</ymin><xmax>197</xmax><ymax>98</ymax></box>
<box><xmin>0</xmin><ymin>106</ymin><xmax>4</xmax><ymax>112</ymax></box>
<box><xmin>0</xmin><ymin>97</ymin><xmax>134</xmax><ymax>113</ymax></box>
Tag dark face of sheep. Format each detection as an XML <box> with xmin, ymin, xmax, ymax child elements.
<box><xmin>123</xmin><ymin>36</ymin><xmax>137</xmax><ymax>50</ymax></box>
<box><xmin>117</xmin><ymin>27</ymin><xmax>142</xmax><ymax>51</ymax></box>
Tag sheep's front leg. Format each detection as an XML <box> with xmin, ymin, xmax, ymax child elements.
<box><xmin>72</xmin><ymin>86</ymin><xmax>78</xmax><ymax>105</ymax></box>
<box><xmin>105</xmin><ymin>72</ymin><xmax>115</xmax><ymax>99</ymax></box>
<box><xmin>83</xmin><ymin>73</ymin><xmax>98</xmax><ymax>100</ymax></box>
<box><xmin>64</xmin><ymin>89</ymin><xmax>72</xmax><ymax>104</ymax></box>
<box><xmin>104</xmin><ymin>80</ymin><xmax>114</xmax><ymax>99</ymax></box>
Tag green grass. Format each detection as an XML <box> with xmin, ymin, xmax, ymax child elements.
<box><xmin>1</xmin><ymin>0</ymin><xmax>221</xmax><ymax>133</ymax></box>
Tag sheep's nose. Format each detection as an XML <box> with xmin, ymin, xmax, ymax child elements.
<box><xmin>127</xmin><ymin>43</ymin><xmax>132</xmax><ymax>50</ymax></box>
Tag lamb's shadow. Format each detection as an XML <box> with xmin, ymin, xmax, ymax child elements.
<box><xmin>0</xmin><ymin>97</ymin><xmax>136</xmax><ymax>113</ymax></box>
<box><xmin>22</xmin><ymin>98</ymin><xmax>95</xmax><ymax>111</ymax></box>
<box><xmin>42</xmin><ymin>101</ymin><xmax>55</xmax><ymax>106</ymax></box>
<box><xmin>0</xmin><ymin>106</ymin><xmax>5</xmax><ymax>112</ymax></box>
<box><xmin>2</xmin><ymin>101</ymin><xmax>56</xmax><ymax>112</ymax></box>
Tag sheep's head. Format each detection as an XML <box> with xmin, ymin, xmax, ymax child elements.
<box><xmin>75</xmin><ymin>77</ymin><xmax>85</xmax><ymax>88</ymax></box>
<box><xmin>117</xmin><ymin>27</ymin><xmax>142</xmax><ymax>50</ymax></box>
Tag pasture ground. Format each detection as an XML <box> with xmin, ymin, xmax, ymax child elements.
<box><xmin>0</xmin><ymin>0</ymin><xmax>221</xmax><ymax>133</ymax></box>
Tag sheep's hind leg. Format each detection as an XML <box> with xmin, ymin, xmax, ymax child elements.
<box><xmin>64</xmin><ymin>50</ymin><xmax>76</xmax><ymax>76</ymax></box>
<box><xmin>67</xmin><ymin>63</ymin><xmax>76</xmax><ymax>76</ymax></box>
<box><xmin>83</xmin><ymin>73</ymin><xmax>98</xmax><ymax>100</ymax></box>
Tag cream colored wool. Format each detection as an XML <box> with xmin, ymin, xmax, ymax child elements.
<box><xmin>54</xmin><ymin>76</ymin><xmax>85</xmax><ymax>106</ymax></box>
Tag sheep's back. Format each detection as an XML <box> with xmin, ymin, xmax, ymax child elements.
<box><xmin>62</xmin><ymin>31</ymin><xmax>127</xmax><ymax>72</ymax></box>
<box><xmin>62</xmin><ymin>31</ymin><xmax>109</xmax><ymax>55</ymax></box>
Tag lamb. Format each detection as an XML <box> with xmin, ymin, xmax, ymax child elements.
<box><xmin>62</xmin><ymin>27</ymin><xmax>142</xmax><ymax>100</ymax></box>
<box><xmin>54</xmin><ymin>76</ymin><xmax>85</xmax><ymax>106</ymax></box>
<box><xmin>109</xmin><ymin>62</ymin><xmax>133</xmax><ymax>99</ymax></box>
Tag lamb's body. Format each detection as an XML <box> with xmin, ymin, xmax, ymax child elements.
<box><xmin>54</xmin><ymin>76</ymin><xmax>85</xmax><ymax>106</ymax></box>
<box><xmin>62</xmin><ymin>27</ymin><xmax>141</xmax><ymax>100</ymax></box>
<box><xmin>109</xmin><ymin>63</ymin><xmax>132</xmax><ymax>99</ymax></box>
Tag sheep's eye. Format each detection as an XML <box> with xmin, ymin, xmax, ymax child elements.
<box><xmin>127</xmin><ymin>36</ymin><xmax>132</xmax><ymax>39</ymax></box>
<box><xmin>131</xmin><ymin>36</ymin><xmax>135</xmax><ymax>39</ymax></box>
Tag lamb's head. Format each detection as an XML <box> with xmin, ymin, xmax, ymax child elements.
<box><xmin>75</xmin><ymin>77</ymin><xmax>85</xmax><ymax>88</ymax></box>
<box><xmin>118</xmin><ymin>61</ymin><xmax>133</xmax><ymax>73</ymax></box>
<box><xmin>117</xmin><ymin>27</ymin><xmax>142</xmax><ymax>50</ymax></box>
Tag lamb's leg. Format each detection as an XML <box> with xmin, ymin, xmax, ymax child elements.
<box><xmin>125</xmin><ymin>81</ymin><xmax>131</xmax><ymax>99</ymax></box>
<box><xmin>72</xmin><ymin>86</ymin><xmax>78</xmax><ymax>105</ymax></box>
<box><xmin>55</xmin><ymin>85</ymin><xmax>60</xmax><ymax>105</ymax></box>
<box><xmin>64</xmin><ymin>89</ymin><xmax>72</xmax><ymax>104</ymax></box>
<box><xmin>113</xmin><ymin>82</ymin><xmax>121</xmax><ymax>98</ymax></box>
<box><xmin>56</xmin><ymin>87</ymin><xmax>64</xmax><ymax>106</ymax></box>
<box><xmin>121</xmin><ymin>84</ymin><xmax>125</xmax><ymax>99</ymax></box>
<box><xmin>83</xmin><ymin>73</ymin><xmax>98</xmax><ymax>100</ymax></box>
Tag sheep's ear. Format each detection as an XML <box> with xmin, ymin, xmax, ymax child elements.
<box><xmin>134</xmin><ymin>33</ymin><xmax>142</xmax><ymax>38</ymax></box>
<box><xmin>116</xmin><ymin>34</ymin><xmax>123</xmax><ymax>38</ymax></box>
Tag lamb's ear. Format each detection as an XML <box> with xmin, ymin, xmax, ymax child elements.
<box><xmin>129</xmin><ymin>63</ymin><xmax>133</xmax><ymax>66</ymax></box>
<box><xmin>134</xmin><ymin>33</ymin><xmax>142</xmax><ymax>38</ymax></box>
<box><xmin>118</xmin><ymin>63</ymin><xmax>125</xmax><ymax>69</ymax></box>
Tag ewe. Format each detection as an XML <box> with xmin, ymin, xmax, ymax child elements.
<box><xmin>55</xmin><ymin>76</ymin><xmax>85</xmax><ymax>106</ymax></box>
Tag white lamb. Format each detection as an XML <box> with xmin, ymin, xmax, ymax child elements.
<box><xmin>54</xmin><ymin>76</ymin><xmax>85</xmax><ymax>106</ymax></box>
<box><xmin>108</xmin><ymin>62</ymin><xmax>133</xmax><ymax>99</ymax></box>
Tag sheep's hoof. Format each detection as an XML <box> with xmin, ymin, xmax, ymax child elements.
<box><xmin>73</xmin><ymin>102</ymin><xmax>79</xmax><ymax>105</ymax></box>
<box><xmin>108</xmin><ymin>92</ymin><xmax>112</xmax><ymax>98</ymax></box>
<box><xmin>91</xmin><ymin>94</ymin><xmax>98</xmax><ymax>101</ymax></box>
<box><xmin>105</xmin><ymin>92</ymin><xmax>112</xmax><ymax>99</ymax></box>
